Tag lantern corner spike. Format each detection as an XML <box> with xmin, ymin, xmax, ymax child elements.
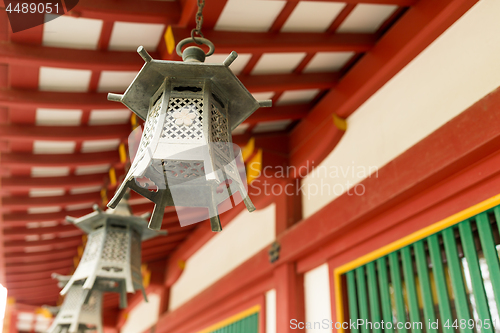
<box><xmin>106</xmin><ymin>41</ymin><xmax>272</xmax><ymax>233</ymax></box>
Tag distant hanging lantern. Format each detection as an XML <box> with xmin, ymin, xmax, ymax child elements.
<box><xmin>106</xmin><ymin>0</ymin><xmax>271</xmax><ymax>232</ymax></box>
<box><xmin>60</xmin><ymin>196</ymin><xmax>166</xmax><ymax>309</ymax></box>
<box><xmin>46</xmin><ymin>274</ymin><xmax>103</xmax><ymax>333</ymax></box>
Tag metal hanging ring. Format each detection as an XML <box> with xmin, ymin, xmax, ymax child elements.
<box><xmin>176</xmin><ymin>37</ymin><xmax>215</xmax><ymax>57</ymax></box>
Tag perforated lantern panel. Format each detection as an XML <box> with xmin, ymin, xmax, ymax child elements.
<box><xmin>210</xmin><ymin>103</ymin><xmax>229</xmax><ymax>144</ymax></box>
<box><xmin>48</xmin><ymin>285</ymin><xmax>103</xmax><ymax>333</ymax></box>
<box><xmin>138</xmin><ymin>93</ymin><xmax>163</xmax><ymax>155</ymax></box>
<box><xmin>61</xmin><ymin>220</ymin><xmax>146</xmax><ymax>309</ymax></box>
<box><xmin>102</xmin><ymin>229</ymin><xmax>128</xmax><ymax>263</ymax></box>
<box><xmin>81</xmin><ymin>229</ymin><xmax>104</xmax><ymax>265</ymax></box>
<box><xmin>130</xmin><ymin>229</ymin><xmax>143</xmax><ymax>288</ymax></box>
<box><xmin>161</xmin><ymin>98</ymin><xmax>204</xmax><ymax>141</ymax></box>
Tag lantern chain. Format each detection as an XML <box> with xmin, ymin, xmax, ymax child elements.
<box><xmin>191</xmin><ymin>0</ymin><xmax>205</xmax><ymax>44</ymax></box>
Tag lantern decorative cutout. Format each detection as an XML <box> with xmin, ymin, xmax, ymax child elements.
<box><xmin>60</xmin><ymin>196</ymin><xmax>166</xmax><ymax>309</ymax></box>
<box><xmin>46</xmin><ymin>274</ymin><xmax>103</xmax><ymax>333</ymax></box>
<box><xmin>107</xmin><ymin>43</ymin><xmax>271</xmax><ymax>232</ymax></box>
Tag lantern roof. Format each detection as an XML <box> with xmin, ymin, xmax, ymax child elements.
<box><xmin>114</xmin><ymin>49</ymin><xmax>261</xmax><ymax>131</ymax></box>
<box><xmin>66</xmin><ymin>198</ymin><xmax>166</xmax><ymax>241</ymax></box>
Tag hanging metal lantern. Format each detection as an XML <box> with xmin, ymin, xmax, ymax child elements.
<box><xmin>106</xmin><ymin>23</ymin><xmax>271</xmax><ymax>233</ymax></box>
<box><xmin>60</xmin><ymin>196</ymin><xmax>166</xmax><ymax>309</ymax></box>
<box><xmin>46</xmin><ymin>274</ymin><xmax>103</xmax><ymax>333</ymax></box>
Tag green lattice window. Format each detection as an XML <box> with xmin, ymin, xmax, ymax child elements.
<box><xmin>209</xmin><ymin>313</ymin><xmax>259</xmax><ymax>333</ymax></box>
<box><xmin>344</xmin><ymin>206</ymin><xmax>500</xmax><ymax>333</ymax></box>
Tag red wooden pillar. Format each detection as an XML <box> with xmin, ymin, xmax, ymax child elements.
<box><xmin>275</xmin><ymin>179</ymin><xmax>302</xmax><ymax>235</ymax></box>
<box><xmin>274</xmin><ymin>263</ymin><xmax>305</xmax><ymax>333</ymax></box>
<box><xmin>274</xmin><ymin>177</ymin><xmax>304</xmax><ymax>332</ymax></box>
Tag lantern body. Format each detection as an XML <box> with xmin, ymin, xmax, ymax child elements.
<box><xmin>61</xmin><ymin>205</ymin><xmax>164</xmax><ymax>308</ymax></box>
<box><xmin>47</xmin><ymin>281</ymin><xmax>103</xmax><ymax>333</ymax></box>
<box><xmin>108</xmin><ymin>48</ymin><xmax>271</xmax><ymax>232</ymax></box>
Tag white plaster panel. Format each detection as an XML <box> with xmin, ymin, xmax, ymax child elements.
<box><xmin>169</xmin><ymin>204</ymin><xmax>276</xmax><ymax>309</ymax></box>
<box><xmin>266</xmin><ymin>289</ymin><xmax>277</xmax><ymax>333</ymax></box>
<box><xmin>304</xmin><ymin>264</ymin><xmax>332</xmax><ymax>332</ymax></box>
<box><xmin>302</xmin><ymin>0</ymin><xmax>500</xmax><ymax>218</ymax></box>
<box><xmin>120</xmin><ymin>294</ymin><xmax>160</xmax><ymax>333</ymax></box>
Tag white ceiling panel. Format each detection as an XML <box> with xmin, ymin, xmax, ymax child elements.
<box><xmin>39</xmin><ymin>67</ymin><xmax>92</xmax><ymax>92</ymax></box>
<box><xmin>36</xmin><ymin>108</ymin><xmax>83</xmax><ymax>126</ymax></box>
<box><xmin>33</xmin><ymin>140</ymin><xmax>76</xmax><ymax>154</ymax></box>
<box><xmin>27</xmin><ymin>221</ymin><xmax>59</xmax><ymax>228</ymax></box>
<box><xmin>204</xmin><ymin>53</ymin><xmax>252</xmax><ymax>75</ymax></box>
<box><xmin>253</xmin><ymin>120</ymin><xmax>291</xmax><ymax>133</ymax></box>
<box><xmin>29</xmin><ymin>189</ymin><xmax>65</xmax><ymax>197</ymax></box>
<box><xmin>108</xmin><ymin>22</ymin><xmax>165</xmax><ymax>51</ymax></box>
<box><xmin>98</xmin><ymin>71</ymin><xmax>138</xmax><ymax>93</ymax></box>
<box><xmin>27</xmin><ymin>206</ymin><xmax>62</xmax><ymax>214</ymax></box>
<box><xmin>337</xmin><ymin>4</ymin><xmax>398</xmax><ymax>33</ymax></box>
<box><xmin>81</xmin><ymin>139</ymin><xmax>120</xmax><ymax>153</ymax></box>
<box><xmin>66</xmin><ymin>203</ymin><xmax>94</xmax><ymax>211</ymax></box>
<box><xmin>75</xmin><ymin>164</ymin><xmax>110</xmax><ymax>175</ymax></box>
<box><xmin>215</xmin><ymin>0</ymin><xmax>286</xmax><ymax>32</ymax></box>
<box><xmin>89</xmin><ymin>109</ymin><xmax>131</xmax><ymax>125</ymax></box>
<box><xmin>277</xmin><ymin>89</ymin><xmax>320</xmax><ymax>105</ymax></box>
<box><xmin>304</xmin><ymin>52</ymin><xmax>355</xmax><ymax>73</ymax></box>
<box><xmin>42</xmin><ymin>14</ymin><xmax>103</xmax><ymax>50</ymax></box>
<box><xmin>281</xmin><ymin>1</ymin><xmax>345</xmax><ymax>32</ymax></box>
<box><xmin>251</xmin><ymin>92</ymin><xmax>275</xmax><ymax>101</ymax></box>
<box><xmin>252</xmin><ymin>52</ymin><xmax>306</xmax><ymax>75</ymax></box>
<box><xmin>70</xmin><ymin>186</ymin><xmax>102</xmax><ymax>195</ymax></box>
<box><xmin>31</xmin><ymin>167</ymin><xmax>70</xmax><ymax>177</ymax></box>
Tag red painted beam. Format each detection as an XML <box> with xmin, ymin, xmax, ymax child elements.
<box><xmin>0</xmin><ymin>124</ymin><xmax>130</xmax><ymax>142</ymax></box>
<box><xmin>285</xmin><ymin>0</ymin><xmax>415</xmax><ymax>4</ymax></box>
<box><xmin>5</xmin><ymin>258</ymin><xmax>73</xmax><ymax>273</ymax></box>
<box><xmin>1</xmin><ymin>192</ymin><xmax>100</xmax><ymax>211</ymax></box>
<box><xmin>289</xmin><ymin>0</ymin><xmax>479</xmax><ymax>173</ymax></box>
<box><xmin>142</xmin><ymin>232</ymin><xmax>192</xmax><ymax>250</ymax></box>
<box><xmin>2</xmin><ymin>202</ymin><xmax>172</xmax><ymax>227</ymax></box>
<box><xmin>3</xmin><ymin>236</ymin><xmax>82</xmax><ymax>253</ymax></box>
<box><xmin>0</xmin><ymin>174</ymin><xmax>108</xmax><ymax>192</ymax></box>
<box><xmin>0</xmin><ymin>75</ymin><xmax>331</xmax><ymax>110</ymax></box>
<box><xmin>143</xmin><ymin>252</ymin><xmax>175</xmax><ymax>264</ymax></box>
<box><xmin>7</xmin><ymin>285</ymin><xmax>61</xmax><ymax>298</ymax></box>
<box><xmin>0</xmin><ymin>89</ymin><xmax>114</xmax><ymax>109</ymax></box>
<box><xmin>3</xmin><ymin>209</ymin><xmax>92</xmax><ymax>227</ymax></box>
<box><xmin>4</xmin><ymin>224</ymin><xmax>84</xmax><ymax>240</ymax></box>
<box><xmin>0</xmin><ymin>151</ymin><xmax>122</xmax><ymax>168</ymax></box>
<box><xmin>0</xmin><ymin>32</ymin><xmax>370</xmax><ymax>71</ymax></box>
<box><xmin>172</xmin><ymin>28</ymin><xmax>376</xmax><ymax>54</ymax></box>
<box><xmin>0</xmin><ymin>41</ymin><xmax>149</xmax><ymax>71</ymax></box>
<box><xmin>5</xmin><ymin>248</ymin><xmax>77</xmax><ymax>264</ymax></box>
<box><xmin>177</xmin><ymin>0</ymin><xmax>197</xmax><ymax>28</ymax></box>
<box><xmin>6</xmin><ymin>268</ymin><xmax>72</xmax><ymax>284</ymax></box>
<box><xmin>7</xmin><ymin>278</ymin><xmax>60</xmax><ymax>289</ymax></box>
<box><xmin>67</xmin><ymin>0</ymin><xmax>182</xmax><ymax>24</ymax></box>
